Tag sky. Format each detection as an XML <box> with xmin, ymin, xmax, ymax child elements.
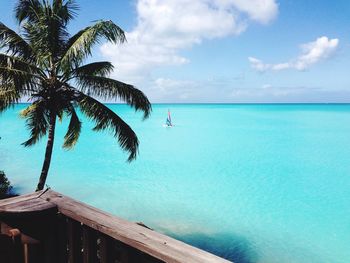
<box><xmin>1</xmin><ymin>0</ymin><xmax>350</xmax><ymax>103</ymax></box>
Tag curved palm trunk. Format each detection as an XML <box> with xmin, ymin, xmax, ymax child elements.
<box><xmin>36</xmin><ymin>113</ymin><xmax>56</xmax><ymax>191</ymax></box>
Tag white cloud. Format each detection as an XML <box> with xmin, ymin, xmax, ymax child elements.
<box><xmin>295</xmin><ymin>37</ymin><xmax>339</xmax><ymax>70</ymax></box>
<box><xmin>217</xmin><ymin>0</ymin><xmax>279</xmax><ymax>24</ymax></box>
<box><xmin>230</xmin><ymin>85</ymin><xmax>350</xmax><ymax>103</ymax></box>
<box><xmin>101</xmin><ymin>0</ymin><xmax>278</xmax><ymax>83</ymax></box>
<box><xmin>261</xmin><ymin>83</ymin><xmax>272</xmax><ymax>89</ymax></box>
<box><xmin>146</xmin><ymin>76</ymin><xmax>248</xmax><ymax>102</ymax></box>
<box><xmin>152</xmin><ymin>78</ymin><xmax>197</xmax><ymax>100</ymax></box>
<box><xmin>249</xmin><ymin>36</ymin><xmax>339</xmax><ymax>72</ymax></box>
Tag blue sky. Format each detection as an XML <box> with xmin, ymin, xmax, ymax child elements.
<box><xmin>1</xmin><ymin>0</ymin><xmax>350</xmax><ymax>103</ymax></box>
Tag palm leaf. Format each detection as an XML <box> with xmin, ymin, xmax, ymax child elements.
<box><xmin>0</xmin><ymin>86</ymin><xmax>20</xmax><ymax>113</ymax></box>
<box><xmin>77</xmin><ymin>93</ymin><xmax>139</xmax><ymax>161</ymax></box>
<box><xmin>53</xmin><ymin>0</ymin><xmax>79</xmax><ymax>25</ymax></box>
<box><xmin>60</xmin><ymin>20</ymin><xmax>126</xmax><ymax>70</ymax></box>
<box><xmin>0</xmin><ymin>53</ymin><xmax>45</xmax><ymax>77</ymax></box>
<box><xmin>68</xmin><ymin>61</ymin><xmax>114</xmax><ymax>79</ymax></box>
<box><xmin>76</xmin><ymin>76</ymin><xmax>151</xmax><ymax>119</ymax></box>
<box><xmin>17</xmin><ymin>1</ymin><xmax>71</xmax><ymax>65</ymax></box>
<box><xmin>21</xmin><ymin>100</ymin><xmax>49</xmax><ymax>147</ymax></box>
<box><xmin>15</xmin><ymin>0</ymin><xmax>43</xmax><ymax>24</ymax></box>
<box><xmin>63</xmin><ymin>105</ymin><xmax>81</xmax><ymax>149</ymax></box>
<box><xmin>0</xmin><ymin>67</ymin><xmax>39</xmax><ymax>93</ymax></box>
<box><xmin>0</xmin><ymin>53</ymin><xmax>43</xmax><ymax>93</ymax></box>
<box><xmin>0</xmin><ymin>22</ymin><xmax>33</xmax><ymax>60</ymax></box>
<box><xmin>24</xmin><ymin>11</ymin><xmax>69</xmax><ymax>63</ymax></box>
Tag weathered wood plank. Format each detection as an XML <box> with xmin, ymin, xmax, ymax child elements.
<box><xmin>0</xmin><ymin>191</ymin><xmax>57</xmax><ymax>218</ymax></box>
<box><xmin>0</xmin><ymin>198</ymin><xmax>56</xmax><ymax>214</ymax></box>
<box><xmin>41</xmin><ymin>190</ymin><xmax>230</xmax><ymax>263</ymax></box>
<box><xmin>0</xmin><ymin>191</ymin><xmax>44</xmax><ymax>206</ymax></box>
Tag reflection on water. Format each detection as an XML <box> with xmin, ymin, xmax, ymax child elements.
<box><xmin>171</xmin><ymin>232</ymin><xmax>258</xmax><ymax>263</ymax></box>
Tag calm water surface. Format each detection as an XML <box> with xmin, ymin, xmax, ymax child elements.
<box><xmin>1</xmin><ymin>104</ymin><xmax>350</xmax><ymax>263</ymax></box>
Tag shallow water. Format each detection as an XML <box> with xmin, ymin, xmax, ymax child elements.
<box><xmin>1</xmin><ymin>104</ymin><xmax>350</xmax><ymax>263</ymax></box>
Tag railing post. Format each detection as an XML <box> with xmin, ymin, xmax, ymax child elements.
<box><xmin>120</xmin><ymin>245</ymin><xmax>129</xmax><ymax>263</ymax></box>
<box><xmin>57</xmin><ymin>214</ymin><xmax>68</xmax><ymax>263</ymax></box>
<box><xmin>67</xmin><ymin>219</ymin><xmax>82</xmax><ymax>263</ymax></box>
<box><xmin>12</xmin><ymin>229</ymin><xmax>24</xmax><ymax>263</ymax></box>
<box><xmin>99</xmin><ymin>234</ymin><xmax>114</xmax><ymax>263</ymax></box>
<box><xmin>82</xmin><ymin>226</ymin><xmax>97</xmax><ymax>263</ymax></box>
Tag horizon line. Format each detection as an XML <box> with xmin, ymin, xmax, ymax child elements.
<box><xmin>14</xmin><ymin>102</ymin><xmax>350</xmax><ymax>105</ymax></box>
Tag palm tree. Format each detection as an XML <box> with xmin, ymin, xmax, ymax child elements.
<box><xmin>0</xmin><ymin>0</ymin><xmax>151</xmax><ymax>191</ymax></box>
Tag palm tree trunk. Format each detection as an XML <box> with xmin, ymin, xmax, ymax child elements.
<box><xmin>36</xmin><ymin>112</ymin><xmax>56</xmax><ymax>191</ymax></box>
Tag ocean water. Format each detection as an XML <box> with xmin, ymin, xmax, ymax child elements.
<box><xmin>1</xmin><ymin>104</ymin><xmax>350</xmax><ymax>263</ymax></box>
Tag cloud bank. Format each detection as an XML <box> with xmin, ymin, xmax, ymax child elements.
<box><xmin>230</xmin><ymin>85</ymin><xmax>350</xmax><ymax>103</ymax></box>
<box><xmin>249</xmin><ymin>36</ymin><xmax>339</xmax><ymax>72</ymax></box>
<box><xmin>101</xmin><ymin>0</ymin><xmax>279</xmax><ymax>82</ymax></box>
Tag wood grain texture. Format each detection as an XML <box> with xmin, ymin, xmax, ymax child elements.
<box><xmin>0</xmin><ymin>191</ymin><xmax>56</xmax><ymax>215</ymax></box>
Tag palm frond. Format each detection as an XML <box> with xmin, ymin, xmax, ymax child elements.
<box><xmin>24</xmin><ymin>12</ymin><xmax>69</xmax><ymax>63</ymax></box>
<box><xmin>0</xmin><ymin>22</ymin><xmax>33</xmax><ymax>60</ymax></box>
<box><xmin>0</xmin><ymin>85</ymin><xmax>20</xmax><ymax>113</ymax></box>
<box><xmin>0</xmin><ymin>54</ymin><xmax>44</xmax><ymax>95</ymax></box>
<box><xmin>54</xmin><ymin>0</ymin><xmax>79</xmax><ymax>25</ymax></box>
<box><xmin>77</xmin><ymin>93</ymin><xmax>139</xmax><ymax>161</ymax></box>
<box><xmin>0</xmin><ymin>67</ymin><xmax>40</xmax><ymax>94</ymax></box>
<box><xmin>16</xmin><ymin>1</ymin><xmax>72</xmax><ymax>65</ymax></box>
<box><xmin>21</xmin><ymin>22</ymin><xmax>51</xmax><ymax>67</ymax></box>
<box><xmin>60</xmin><ymin>20</ymin><xmax>126</xmax><ymax>70</ymax></box>
<box><xmin>63</xmin><ymin>105</ymin><xmax>81</xmax><ymax>149</ymax></box>
<box><xmin>0</xmin><ymin>53</ymin><xmax>45</xmax><ymax>77</ymax></box>
<box><xmin>20</xmin><ymin>100</ymin><xmax>49</xmax><ymax>147</ymax></box>
<box><xmin>76</xmin><ymin>76</ymin><xmax>151</xmax><ymax>119</ymax></box>
<box><xmin>15</xmin><ymin>0</ymin><xmax>43</xmax><ymax>24</ymax></box>
<box><xmin>68</xmin><ymin>62</ymin><xmax>114</xmax><ymax>79</ymax></box>
<box><xmin>0</xmin><ymin>53</ymin><xmax>43</xmax><ymax>93</ymax></box>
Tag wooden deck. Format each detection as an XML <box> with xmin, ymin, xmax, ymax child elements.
<box><xmin>0</xmin><ymin>190</ymin><xmax>231</xmax><ymax>263</ymax></box>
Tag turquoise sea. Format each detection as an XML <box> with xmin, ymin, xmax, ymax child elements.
<box><xmin>1</xmin><ymin>104</ymin><xmax>350</xmax><ymax>263</ymax></box>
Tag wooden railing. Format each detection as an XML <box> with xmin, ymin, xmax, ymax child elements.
<box><xmin>0</xmin><ymin>190</ymin><xmax>231</xmax><ymax>263</ymax></box>
<box><xmin>52</xmin><ymin>216</ymin><xmax>164</xmax><ymax>263</ymax></box>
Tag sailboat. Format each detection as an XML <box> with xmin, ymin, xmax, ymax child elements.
<box><xmin>165</xmin><ymin>109</ymin><xmax>173</xmax><ymax>127</ymax></box>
